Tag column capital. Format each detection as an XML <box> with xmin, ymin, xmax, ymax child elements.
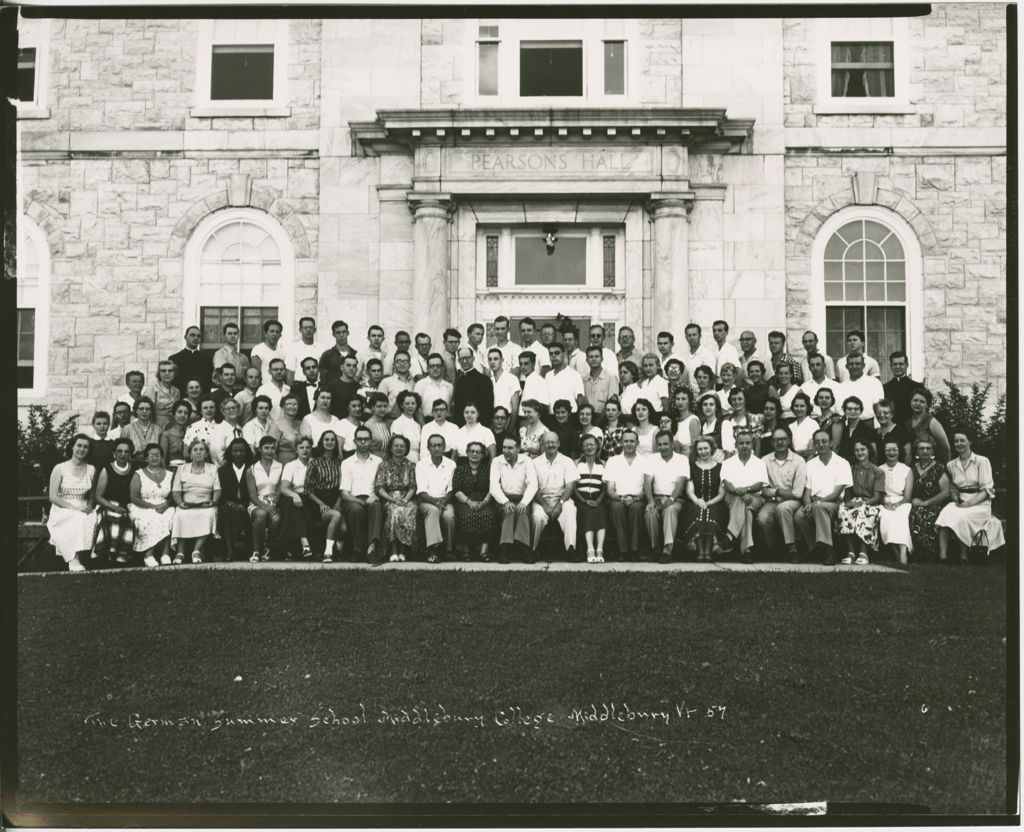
<box><xmin>407</xmin><ymin>191</ymin><xmax>455</xmax><ymax>222</ymax></box>
<box><xmin>646</xmin><ymin>192</ymin><xmax>696</xmax><ymax>220</ymax></box>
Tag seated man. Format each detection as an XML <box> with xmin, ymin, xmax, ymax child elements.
<box><xmin>643</xmin><ymin>430</ymin><xmax>689</xmax><ymax>563</ymax></box>
<box><xmin>489</xmin><ymin>435</ymin><xmax>538</xmax><ymax>563</ymax></box>
<box><xmin>339</xmin><ymin>426</ymin><xmax>384</xmax><ymax>562</ymax></box>
<box><xmin>416</xmin><ymin>434</ymin><xmax>457</xmax><ymax>564</ymax></box>
<box><xmin>756</xmin><ymin>425</ymin><xmax>807</xmax><ymax>563</ymax></box>
<box><xmin>796</xmin><ymin>428</ymin><xmax>853</xmax><ymax>565</ymax></box>
<box><xmin>721</xmin><ymin>429</ymin><xmax>768</xmax><ymax>563</ymax></box>
<box><xmin>530</xmin><ymin>431</ymin><xmax>579</xmax><ymax>560</ymax></box>
<box><xmin>604</xmin><ymin>429</ymin><xmax>647</xmax><ymax>561</ymax></box>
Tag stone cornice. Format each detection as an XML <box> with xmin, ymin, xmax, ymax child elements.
<box><xmin>351</xmin><ymin>108</ymin><xmax>754</xmax><ymax>156</ymax></box>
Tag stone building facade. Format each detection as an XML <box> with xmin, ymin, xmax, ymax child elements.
<box><xmin>14</xmin><ymin>7</ymin><xmax>1007</xmax><ymax>421</ymax></box>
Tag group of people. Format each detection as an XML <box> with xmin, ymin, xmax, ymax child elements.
<box><xmin>46</xmin><ymin>315</ymin><xmax>1005</xmax><ymax>572</ymax></box>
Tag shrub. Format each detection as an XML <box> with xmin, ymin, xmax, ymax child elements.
<box><xmin>17</xmin><ymin>405</ymin><xmax>79</xmax><ymax>498</ymax></box>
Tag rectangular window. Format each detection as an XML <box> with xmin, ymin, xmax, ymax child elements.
<box><xmin>210</xmin><ymin>44</ymin><xmax>274</xmax><ymax>101</ymax></box>
<box><xmin>825</xmin><ymin>306</ymin><xmax>905</xmax><ymax>383</ymax></box>
<box><xmin>603</xmin><ymin>41</ymin><xmax>625</xmax><ymax>95</ymax></box>
<box><xmin>514</xmin><ymin>236</ymin><xmax>586</xmax><ymax>285</ymax></box>
<box><xmin>478</xmin><ymin>42</ymin><xmax>499</xmax><ymax>95</ymax></box>
<box><xmin>602</xmin><ymin>236</ymin><xmax>616</xmax><ymax>288</ymax></box>
<box><xmin>200</xmin><ymin>305</ymin><xmax>278</xmax><ymax>360</ymax></box>
<box><xmin>17</xmin><ymin>308</ymin><xmax>35</xmax><ymax>389</ymax></box>
<box><xmin>485</xmin><ymin>235</ymin><xmax>499</xmax><ymax>288</ymax></box>
<box><xmin>831</xmin><ymin>41</ymin><xmax>894</xmax><ymax>97</ymax></box>
<box><xmin>520</xmin><ymin>40</ymin><xmax>583</xmax><ymax>96</ymax></box>
<box><xmin>17</xmin><ymin>48</ymin><xmax>36</xmax><ymax>103</ymax></box>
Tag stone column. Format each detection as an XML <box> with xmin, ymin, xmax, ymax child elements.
<box><xmin>648</xmin><ymin>194</ymin><xmax>695</xmax><ymax>337</ymax></box>
<box><xmin>408</xmin><ymin>192</ymin><xmax>454</xmax><ymax>339</ymax></box>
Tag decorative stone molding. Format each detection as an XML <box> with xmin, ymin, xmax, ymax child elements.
<box><xmin>21</xmin><ymin>197</ymin><xmax>65</xmax><ymax>257</ymax></box>
<box><xmin>645</xmin><ymin>193</ymin><xmax>696</xmax><ymax>220</ymax></box>
<box><xmin>167</xmin><ymin>187</ymin><xmax>311</xmax><ymax>257</ymax></box>
<box><xmin>407</xmin><ymin>192</ymin><xmax>455</xmax><ymax>223</ymax></box>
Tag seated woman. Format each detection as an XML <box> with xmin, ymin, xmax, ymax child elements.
<box><xmin>46</xmin><ymin>433</ymin><xmax>100</xmax><ymax>572</ymax></box>
<box><xmin>671</xmin><ymin>387</ymin><xmax>700</xmax><ymax>457</ymax></box>
<box><xmin>617</xmin><ymin>362</ymin><xmax>641</xmax><ymax>416</ymax></box>
<box><xmin>574</xmin><ymin>433</ymin><xmax>607</xmax><ymax>563</ymax></box>
<box><xmin>93</xmin><ymin>437</ymin><xmax>137</xmax><ymax>565</ymax></box>
<box><xmin>452</xmin><ymin>440</ymin><xmax>495</xmax><ymax>561</ymax></box>
<box><xmin>832</xmin><ymin>396</ymin><xmax>876</xmax><ymax>463</ymax></box>
<box><xmin>696</xmin><ymin>393</ymin><xmax>725</xmax><ymax>462</ymax></box>
<box><xmin>391</xmin><ymin>391</ymin><xmax>424</xmax><ymax>463</ymax></box>
<box><xmin>787</xmin><ymin>392</ymin><xmax>818</xmax><ymax>460</ymax></box>
<box><xmin>600</xmin><ymin>398</ymin><xmax>627</xmax><ymax>461</ymax></box>
<box><xmin>123</xmin><ymin>397</ymin><xmax>163</xmax><ymax>469</ymax></box>
<box><xmin>245</xmin><ymin>435</ymin><xmax>284</xmax><ymax>563</ymax></box>
<box><xmin>184</xmin><ymin>396</ymin><xmax>220</xmax><ymax>447</ymax></box>
<box><xmin>299</xmin><ymin>389</ymin><xmax>342</xmax><ymax>448</ymax></box>
<box><xmin>935</xmin><ymin>430</ymin><xmax>1005</xmax><ymax>563</ymax></box>
<box><xmin>742</xmin><ymin>360</ymin><xmax>771</xmax><ymax>415</ymax></box>
<box><xmin>161</xmin><ymin>401</ymin><xmax>193</xmax><ymax>469</ymax></box>
<box><xmin>681</xmin><ymin>436</ymin><xmax>728</xmax><ymax>562</ymax></box>
<box><xmin>835</xmin><ymin>438</ymin><xmax>885</xmax><ymax>565</ymax></box>
<box><xmin>169</xmin><ymin>439</ymin><xmax>220</xmax><ymax>564</ymax></box>
<box><xmin>519</xmin><ymin>399</ymin><xmax>547</xmax><ymax>458</ymax></box>
<box><xmin>305</xmin><ymin>430</ymin><xmax>346</xmax><ymax>563</ymax></box>
<box><xmin>128</xmin><ymin>443</ymin><xmax>175</xmax><ymax>568</ymax></box>
<box><xmin>908</xmin><ymin>437</ymin><xmax>951</xmax><ymax>560</ymax></box>
<box><xmin>279</xmin><ymin>435</ymin><xmax>314</xmax><ymax>559</ymax></box>
<box><xmin>375</xmin><ymin>434</ymin><xmax>418</xmax><ymax>563</ymax></box>
<box><xmin>576</xmin><ymin>403</ymin><xmax>604</xmax><ymax>457</ymax></box>
<box><xmin>217</xmin><ymin>437</ymin><xmax>252</xmax><ymax>562</ymax></box>
<box><xmin>716</xmin><ymin>363</ymin><xmax>739</xmax><ymax>417</ymax></box>
<box><xmin>903</xmin><ymin>388</ymin><xmax>952</xmax><ymax>465</ymax></box>
<box><xmin>454</xmin><ymin>401</ymin><xmax>496</xmax><ymax>460</ymax></box>
<box><xmin>631</xmin><ymin>399</ymin><xmax>658</xmax><ymax>456</ymax></box>
<box><xmin>363</xmin><ymin>392</ymin><xmax>393</xmax><ymax>458</ymax></box>
<box><xmin>877</xmin><ymin>437</ymin><xmax>914</xmax><ymax>565</ymax></box>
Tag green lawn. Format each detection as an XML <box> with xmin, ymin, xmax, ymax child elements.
<box><xmin>14</xmin><ymin>566</ymin><xmax>1009</xmax><ymax>814</ymax></box>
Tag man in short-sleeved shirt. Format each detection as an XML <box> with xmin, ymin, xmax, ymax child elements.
<box><xmin>518</xmin><ymin>352</ymin><xmax>549</xmax><ymax>417</ymax></box>
<box><xmin>414</xmin><ymin>354</ymin><xmax>454</xmax><ymax>419</ymax></box>
<box><xmin>285</xmin><ymin>317</ymin><xmax>326</xmax><ymax>384</ymax></box>
<box><xmin>545</xmin><ymin>343</ymin><xmax>585</xmax><ymax>413</ymax></box>
<box><xmin>798</xmin><ymin>429</ymin><xmax>854</xmax><ymax>561</ymax></box>
<box><xmin>416</xmin><ymin>434</ymin><xmax>458</xmax><ymax>559</ymax></box>
<box><xmin>489</xmin><ymin>348</ymin><xmax>522</xmax><ymax>422</ymax></box>
<box><xmin>643</xmin><ymin>431</ymin><xmax>689</xmax><ymax>561</ymax></box>
<box><xmin>489</xmin><ymin>435</ymin><xmax>538</xmax><ymax>558</ymax></box>
<box><xmin>721</xmin><ymin>430</ymin><xmax>768</xmax><ymax>560</ymax></box>
<box><xmin>582</xmin><ymin>346</ymin><xmax>618</xmax><ymax>416</ymax></box>
<box><xmin>339</xmin><ymin>426</ymin><xmax>384</xmax><ymax>561</ymax></box>
<box><xmin>603</xmin><ymin>429</ymin><xmax>647</xmax><ymax>560</ymax></box>
<box><xmin>250</xmin><ymin>320</ymin><xmax>288</xmax><ymax>375</ymax></box>
<box><xmin>530</xmin><ymin>432</ymin><xmax>579</xmax><ymax>556</ymax></box>
<box><xmin>756</xmin><ymin>426</ymin><xmax>808</xmax><ymax>558</ymax></box>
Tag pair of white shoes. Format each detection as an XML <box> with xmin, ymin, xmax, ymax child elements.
<box><xmin>586</xmin><ymin>550</ymin><xmax>605</xmax><ymax>564</ymax></box>
<box><xmin>388</xmin><ymin>553</ymin><xmax>407</xmax><ymax>562</ymax></box>
<box><xmin>840</xmin><ymin>554</ymin><xmax>870</xmax><ymax>565</ymax></box>
<box><xmin>68</xmin><ymin>557</ymin><xmax>86</xmax><ymax>573</ymax></box>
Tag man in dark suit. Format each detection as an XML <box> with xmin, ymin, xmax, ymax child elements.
<box><xmin>324</xmin><ymin>354</ymin><xmax>362</xmax><ymax>419</ymax></box>
<box><xmin>169</xmin><ymin>325</ymin><xmax>212</xmax><ymax>391</ymax></box>
<box><xmin>882</xmin><ymin>350</ymin><xmax>925</xmax><ymax>424</ymax></box>
<box><xmin>290</xmin><ymin>356</ymin><xmax>322</xmax><ymax>419</ymax></box>
<box><xmin>451</xmin><ymin>346</ymin><xmax>494</xmax><ymax>426</ymax></box>
<box><xmin>216</xmin><ymin>436</ymin><xmax>252</xmax><ymax>561</ymax></box>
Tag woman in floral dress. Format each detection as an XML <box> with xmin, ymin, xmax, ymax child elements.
<box><xmin>375</xmin><ymin>434</ymin><xmax>418</xmax><ymax>562</ymax></box>
<box><xmin>907</xmin><ymin>436</ymin><xmax>951</xmax><ymax>561</ymax></box>
<box><xmin>836</xmin><ymin>438</ymin><xmax>885</xmax><ymax>564</ymax></box>
<box><xmin>682</xmin><ymin>436</ymin><xmax>727</xmax><ymax>561</ymax></box>
<box><xmin>128</xmin><ymin>443</ymin><xmax>175</xmax><ymax>567</ymax></box>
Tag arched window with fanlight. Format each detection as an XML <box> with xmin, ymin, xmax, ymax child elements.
<box><xmin>17</xmin><ymin>219</ymin><xmax>50</xmax><ymax>398</ymax></box>
<box><xmin>811</xmin><ymin>207</ymin><xmax>923</xmax><ymax>383</ymax></box>
<box><xmin>183</xmin><ymin>209</ymin><xmax>295</xmax><ymax>365</ymax></box>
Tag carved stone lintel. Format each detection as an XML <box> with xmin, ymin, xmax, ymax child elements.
<box><xmin>852</xmin><ymin>172</ymin><xmax>877</xmax><ymax>205</ymax></box>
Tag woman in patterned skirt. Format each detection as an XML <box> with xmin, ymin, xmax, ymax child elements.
<box><xmin>908</xmin><ymin>436</ymin><xmax>951</xmax><ymax>560</ymax></box>
<box><xmin>452</xmin><ymin>441</ymin><xmax>495</xmax><ymax>561</ymax></box>
<box><xmin>836</xmin><ymin>438</ymin><xmax>885</xmax><ymax>565</ymax></box>
<box><xmin>128</xmin><ymin>443</ymin><xmax>175</xmax><ymax>568</ymax></box>
<box><xmin>573</xmin><ymin>434</ymin><xmax>607</xmax><ymax>563</ymax></box>
<box><xmin>47</xmin><ymin>434</ymin><xmax>100</xmax><ymax>572</ymax></box>
<box><xmin>93</xmin><ymin>437</ymin><xmax>137</xmax><ymax>565</ymax></box>
<box><xmin>375</xmin><ymin>434</ymin><xmax>418</xmax><ymax>562</ymax></box>
<box><xmin>682</xmin><ymin>436</ymin><xmax>727</xmax><ymax>562</ymax></box>
<box><xmin>170</xmin><ymin>439</ymin><xmax>220</xmax><ymax>564</ymax></box>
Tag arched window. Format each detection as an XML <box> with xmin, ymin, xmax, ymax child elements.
<box><xmin>17</xmin><ymin>218</ymin><xmax>50</xmax><ymax>397</ymax></box>
<box><xmin>811</xmin><ymin>207</ymin><xmax>922</xmax><ymax>383</ymax></box>
<box><xmin>183</xmin><ymin>209</ymin><xmax>294</xmax><ymax>360</ymax></box>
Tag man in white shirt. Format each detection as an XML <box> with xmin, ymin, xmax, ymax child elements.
<box><xmin>284</xmin><ymin>316</ymin><xmax>325</xmax><ymax>385</ymax></box>
<box><xmin>582</xmin><ymin>346</ymin><xmax>618</xmax><ymax>416</ymax></box>
<box><xmin>234</xmin><ymin>366</ymin><xmax>263</xmax><ymax>424</ymax></box>
<box><xmin>209</xmin><ymin>398</ymin><xmax>246</xmax><ymax>467</ymax></box>
<box><xmin>518</xmin><ymin>352</ymin><xmax>550</xmax><ymax>417</ymax></box>
<box><xmin>358</xmin><ymin>325</ymin><xmax>388</xmax><ymax>385</ymax></box>
<box><xmin>643</xmin><ymin>430</ymin><xmax>690</xmax><ymax>562</ymax></box>
<box><xmin>250</xmin><ymin>319</ymin><xmax>287</xmax><ymax>374</ymax></box>
<box><xmin>413</xmin><ymin>354</ymin><xmax>454</xmax><ymax>424</ymax></box>
<box><xmin>380</xmin><ymin>351</ymin><xmax>415</xmax><ymax>417</ymax></box>
<box><xmin>835</xmin><ymin>330</ymin><xmax>881</xmax><ymax>382</ymax></box>
<box><xmin>212</xmin><ymin>322</ymin><xmax>249</xmax><ymax>381</ymax></box>
<box><xmin>655</xmin><ymin>331</ymin><xmax>685</xmax><ymax>372</ymax></box>
<box><xmin>416</xmin><ymin>434</ymin><xmax>457</xmax><ymax>562</ymax></box>
<box><xmin>491</xmin><ymin>316</ymin><xmax>522</xmax><ymax>377</ymax></box>
<box><xmin>711</xmin><ymin>320</ymin><xmax>741</xmax><ymax>375</ymax></box>
<box><xmin>616</xmin><ymin>326</ymin><xmax>643</xmax><ymax>369</ymax></box>
<box><xmin>721</xmin><ymin>429</ymin><xmax>768</xmax><ymax>562</ymax></box>
<box><xmin>419</xmin><ymin>399</ymin><xmax>460</xmax><ymax>460</ymax></box>
<box><xmin>586</xmin><ymin>324</ymin><xmax>618</xmax><ymax>379</ymax></box>
<box><xmin>604</xmin><ymin>429</ymin><xmax>647</xmax><ymax>561</ymax></box>
<box><xmin>518</xmin><ymin>318</ymin><xmax>550</xmax><ymax>375</ymax></box>
<box><xmin>339</xmin><ymin>426</ymin><xmax>384</xmax><ymax>562</ymax></box>
<box><xmin>682</xmin><ymin>323</ymin><xmax>717</xmax><ymax>384</ymax></box>
<box><xmin>489</xmin><ymin>348</ymin><xmax>521</xmax><ymax>427</ymax></box>
<box><xmin>756</xmin><ymin>425</ymin><xmax>808</xmax><ymax>563</ymax></box>
<box><xmin>837</xmin><ymin>353</ymin><xmax>884</xmax><ymax>416</ymax></box>
<box><xmin>799</xmin><ymin>330</ymin><xmax>836</xmax><ymax>382</ymax></box>
<box><xmin>256</xmin><ymin>358</ymin><xmax>291</xmax><ymax>420</ymax></box>
<box><xmin>466</xmin><ymin>322</ymin><xmax>490</xmax><ymax>377</ymax></box>
<box><xmin>797</xmin><ymin>428</ymin><xmax>854</xmax><ymax>564</ymax></box>
<box><xmin>736</xmin><ymin>330</ymin><xmax>763</xmax><ymax>381</ymax></box>
<box><xmin>799</xmin><ymin>354</ymin><xmax>834</xmax><ymax>416</ymax></box>
<box><xmin>563</xmin><ymin>328</ymin><xmax>588</xmax><ymax>377</ymax></box>
<box><xmin>636</xmin><ymin>353</ymin><xmax>670</xmax><ymax>414</ymax></box>
<box><xmin>545</xmin><ymin>343</ymin><xmax>585</xmax><ymax>413</ymax></box>
<box><xmin>489</xmin><ymin>434</ymin><xmax>539</xmax><ymax>561</ymax></box>
<box><xmin>382</xmin><ymin>331</ymin><xmax>412</xmax><ymax>375</ymax></box>
<box><xmin>530</xmin><ymin>432</ymin><xmax>579</xmax><ymax>559</ymax></box>
<box><xmin>410</xmin><ymin>332</ymin><xmax>432</xmax><ymax>380</ymax></box>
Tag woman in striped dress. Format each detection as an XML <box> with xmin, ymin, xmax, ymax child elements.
<box><xmin>46</xmin><ymin>434</ymin><xmax>100</xmax><ymax>572</ymax></box>
<box><xmin>93</xmin><ymin>438</ymin><xmax>137</xmax><ymax>564</ymax></box>
<box><xmin>574</xmin><ymin>434</ymin><xmax>607</xmax><ymax>563</ymax></box>
<box><xmin>363</xmin><ymin>393</ymin><xmax>393</xmax><ymax>458</ymax></box>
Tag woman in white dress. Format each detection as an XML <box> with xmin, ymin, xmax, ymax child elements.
<box><xmin>336</xmin><ymin>396</ymin><xmax>366</xmax><ymax>457</ymax></box>
<box><xmin>631</xmin><ymin>399</ymin><xmax>658</xmax><ymax>456</ymax></box>
<box><xmin>770</xmin><ymin>362</ymin><xmax>800</xmax><ymax>421</ymax></box>
<box><xmin>46</xmin><ymin>434</ymin><xmax>99</xmax><ymax>572</ymax></box>
<box><xmin>299</xmin><ymin>389</ymin><xmax>342</xmax><ymax>447</ymax></box>
<box><xmin>877</xmin><ymin>436</ymin><xmax>914</xmax><ymax>565</ymax></box>
<box><xmin>787</xmin><ymin>392</ymin><xmax>819</xmax><ymax>460</ymax></box>
<box><xmin>716</xmin><ymin>363</ymin><xmax>739</xmax><ymax>417</ymax></box>
<box><xmin>242</xmin><ymin>395</ymin><xmax>274</xmax><ymax>456</ymax></box>
<box><xmin>720</xmin><ymin>388</ymin><xmax>754</xmax><ymax>456</ymax></box>
<box><xmin>936</xmin><ymin>430</ymin><xmax>1005</xmax><ymax>562</ymax></box>
<box><xmin>245</xmin><ymin>435</ymin><xmax>284</xmax><ymax>563</ymax></box>
<box><xmin>454</xmin><ymin>402</ymin><xmax>496</xmax><ymax>459</ymax></box>
<box><xmin>576</xmin><ymin>403</ymin><xmax>604</xmax><ymax>456</ymax></box>
<box><xmin>170</xmin><ymin>439</ymin><xmax>221</xmax><ymax>564</ymax></box>
<box><xmin>391</xmin><ymin>391</ymin><xmax>423</xmax><ymax>463</ymax></box>
<box><xmin>128</xmin><ymin>443</ymin><xmax>175</xmax><ymax>567</ymax></box>
<box><xmin>671</xmin><ymin>387</ymin><xmax>700</xmax><ymax>457</ymax></box>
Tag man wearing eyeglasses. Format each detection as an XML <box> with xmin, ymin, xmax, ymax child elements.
<box><xmin>413</xmin><ymin>354</ymin><xmax>454</xmax><ymax>426</ymax></box>
<box><xmin>756</xmin><ymin>425</ymin><xmax>807</xmax><ymax>564</ymax></box>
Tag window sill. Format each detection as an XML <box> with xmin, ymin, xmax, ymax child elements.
<box><xmin>484</xmin><ymin>287</ymin><xmax>625</xmax><ymax>295</ymax></box>
<box><xmin>190</xmin><ymin>105</ymin><xmax>291</xmax><ymax>118</ymax></box>
<box><xmin>813</xmin><ymin>102</ymin><xmax>915</xmax><ymax>115</ymax></box>
<box><xmin>17</xmin><ymin>106</ymin><xmax>51</xmax><ymax>120</ymax></box>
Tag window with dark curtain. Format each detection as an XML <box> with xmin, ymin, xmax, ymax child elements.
<box><xmin>17</xmin><ymin>48</ymin><xmax>36</xmax><ymax>102</ymax></box>
<box><xmin>211</xmin><ymin>44</ymin><xmax>274</xmax><ymax>100</ymax></box>
<box><xmin>520</xmin><ymin>41</ymin><xmax>583</xmax><ymax>96</ymax></box>
<box><xmin>831</xmin><ymin>42</ymin><xmax>894</xmax><ymax>97</ymax></box>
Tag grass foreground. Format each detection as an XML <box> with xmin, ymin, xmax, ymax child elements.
<box><xmin>14</xmin><ymin>565</ymin><xmax>1010</xmax><ymax>814</ymax></box>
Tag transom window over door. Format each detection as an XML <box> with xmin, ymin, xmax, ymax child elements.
<box><xmin>823</xmin><ymin>218</ymin><xmax>907</xmax><ymax>383</ymax></box>
<box><xmin>478</xmin><ymin>227</ymin><xmax>624</xmax><ymax>290</ymax></box>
